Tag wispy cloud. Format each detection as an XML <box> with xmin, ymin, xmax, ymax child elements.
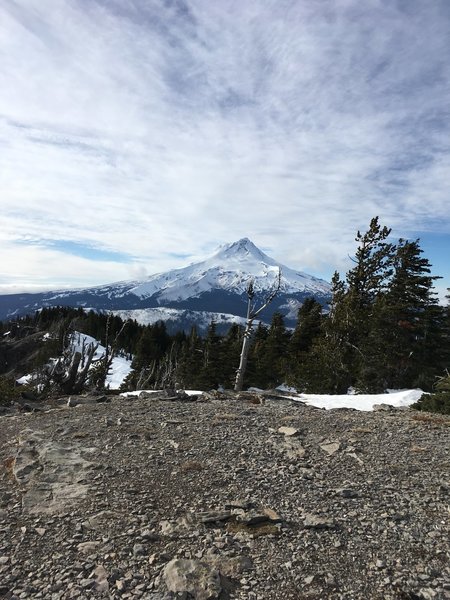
<box><xmin>1</xmin><ymin>0</ymin><xmax>449</xmax><ymax>292</ymax></box>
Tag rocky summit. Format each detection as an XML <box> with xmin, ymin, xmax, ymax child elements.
<box><xmin>0</xmin><ymin>391</ymin><xmax>449</xmax><ymax>600</ymax></box>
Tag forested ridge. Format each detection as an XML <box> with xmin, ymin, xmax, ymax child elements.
<box><xmin>1</xmin><ymin>218</ymin><xmax>449</xmax><ymax>412</ymax></box>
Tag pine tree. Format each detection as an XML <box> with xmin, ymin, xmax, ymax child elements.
<box><xmin>176</xmin><ymin>326</ymin><xmax>204</xmax><ymax>389</ymax></box>
<box><xmin>304</xmin><ymin>272</ymin><xmax>353</xmax><ymax>393</ymax></box>
<box><xmin>287</xmin><ymin>298</ymin><xmax>323</xmax><ymax>388</ymax></box>
<box><xmin>245</xmin><ymin>322</ymin><xmax>269</xmax><ymax>388</ymax></box>
<box><xmin>257</xmin><ymin>312</ymin><xmax>290</xmax><ymax>389</ymax></box>
<box><xmin>304</xmin><ymin>218</ymin><xmax>395</xmax><ymax>393</ymax></box>
<box><xmin>357</xmin><ymin>238</ymin><xmax>445</xmax><ymax>391</ymax></box>
<box><xmin>197</xmin><ymin>321</ymin><xmax>223</xmax><ymax>390</ymax></box>
<box><xmin>290</xmin><ymin>298</ymin><xmax>323</xmax><ymax>354</ymax></box>
<box><xmin>220</xmin><ymin>324</ymin><xmax>243</xmax><ymax>388</ymax></box>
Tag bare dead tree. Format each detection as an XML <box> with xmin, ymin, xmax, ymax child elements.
<box><xmin>92</xmin><ymin>316</ymin><xmax>128</xmax><ymax>390</ymax></box>
<box><xmin>48</xmin><ymin>336</ymin><xmax>99</xmax><ymax>395</ymax></box>
<box><xmin>136</xmin><ymin>361</ymin><xmax>157</xmax><ymax>390</ymax></box>
<box><xmin>234</xmin><ymin>268</ymin><xmax>281</xmax><ymax>392</ymax></box>
<box><xmin>156</xmin><ymin>342</ymin><xmax>179</xmax><ymax>389</ymax></box>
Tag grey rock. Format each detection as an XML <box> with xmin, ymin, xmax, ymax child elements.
<box><xmin>303</xmin><ymin>514</ymin><xmax>336</xmax><ymax>529</ymax></box>
<box><xmin>373</xmin><ymin>404</ymin><xmax>395</xmax><ymax>411</ymax></box>
<box><xmin>335</xmin><ymin>488</ymin><xmax>359</xmax><ymax>498</ymax></box>
<box><xmin>283</xmin><ymin>438</ymin><xmax>306</xmax><ymax>459</ymax></box>
<box><xmin>133</xmin><ymin>543</ymin><xmax>146</xmax><ymax>556</ymax></box>
<box><xmin>90</xmin><ymin>564</ymin><xmax>109</xmax><ymax>592</ymax></box>
<box><xmin>0</xmin><ymin>388</ymin><xmax>448</xmax><ymax>600</ymax></box>
<box><xmin>319</xmin><ymin>440</ymin><xmax>341</xmax><ymax>455</ymax></box>
<box><xmin>140</xmin><ymin>529</ymin><xmax>160</xmax><ymax>541</ymax></box>
<box><xmin>277</xmin><ymin>426</ymin><xmax>299</xmax><ymax>436</ymax></box>
<box><xmin>77</xmin><ymin>541</ymin><xmax>101</xmax><ymax>553</ymax></box>
<box><xmin>196</xmin><ymin>511</ymin><xmax>231</xmax><ymax>525</ymax></box>
<box><xmin>13</xmin><ymin>429</ymin><xmax>95</xmax><ymax>514</ymax></box>
<box><xmin>68</xmin><ymin>395</ymin><xmax>109</xmax><ymax>407</ymax></box>
<box><xmin>163</xmin><ymin>559</ymin><xmax>222</xmax><ymax>600</ymax></box>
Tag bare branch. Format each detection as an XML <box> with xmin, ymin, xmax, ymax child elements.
<box><xmin>234</xmin><ymin>268</ymin><xmax>282</xmax><ymax>392</ymax></box>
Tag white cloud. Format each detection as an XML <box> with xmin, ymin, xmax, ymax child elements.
<box><xmin>0</xmin><ymin>0</ymin><xmax>449</xmax><ymax>291</ymax></box>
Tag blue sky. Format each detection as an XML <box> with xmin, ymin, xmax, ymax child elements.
<box><xmin>0</xmin><ymin>0</ymin><xmax>449</xmax><ymax>300</ymax></box>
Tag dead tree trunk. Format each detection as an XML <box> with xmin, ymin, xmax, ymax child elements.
<box><xmin>234</xmin><ymin>269</ymin><xmax>281</xmax><ymax>392</ymax></box>
<box><xmin>49</xmin><ymin>339</ymin><xmax>99</xmax><ymax>394</ymax></box>
<box><xmin>94</xmin><ymin>316</ymin><xmax>127</xmax><ymax>390</ymax></box>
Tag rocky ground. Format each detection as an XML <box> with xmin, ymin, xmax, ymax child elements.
<box><xmin>0</xmin><ymin>390</ymin><xmax>449</xmax><ymax>600</ymax></box>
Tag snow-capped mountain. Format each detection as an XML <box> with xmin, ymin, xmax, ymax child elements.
<box><xmin>0</xmin><ymin>238</ymin><xmax>331</xmax><ymax>330</ymax></box>
<box><xmin>121</xmin><ymin>238</ymin><xmax>330</xmax><ymax>302</ymax></box>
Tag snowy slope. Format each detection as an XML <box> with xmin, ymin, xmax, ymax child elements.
<box><xmin>65</xmin><ymin>331</ymin><xmax>133</xmax><ymax>389</ymax></box>
<box><xmin>112</xmin><ymin>307</ymin><xmax>251</xmax><ymax>334</ymax></box>
<box><xmin>16</xmin><ymin>331</ymin><xmax>133</xmax><ymax>390</ymax></box>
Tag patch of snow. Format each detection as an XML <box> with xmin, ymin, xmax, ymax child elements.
<box><xmin>276</xmin><ymin>384</ymin><xmax>297</xmax><ymax>393</ymax></box>
<box><xmin>106</xmin><ymin>355</ymin><xmax>133</xmax><ymax>389</ymax></box>
<box><xmin>120</xmin><ymin>386</ymin><xmax>423</xmax><ymax>412</ymax></box>
<box><xmin>112</xmin><ymin>307</ymin><xmax>251</xmax><ymax>330</ymax></box>
<box><xmin>70</xmin><ymin>332</ymin><xmax>132</xmax><ymax>389</ymax></box>
<box><xmin>287</xmin><ymin>389</ymin><xmax>423</xmax><ymax>411</ymax></box>
<box><xmin>18</xmin><ymin>332</ymin><xmax>132</xmax><ymax>390</ymax></box>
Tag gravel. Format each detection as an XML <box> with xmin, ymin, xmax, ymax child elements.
<box><xmin>0</xmin><ymin>390</ymin><xmax>448</xmax><ymax>599</ymax></box>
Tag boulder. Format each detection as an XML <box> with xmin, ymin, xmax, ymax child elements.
<box><xmin>163</xmin><ymin>558</ymin><xmax>222</xmax><ymax>600</ymax></box>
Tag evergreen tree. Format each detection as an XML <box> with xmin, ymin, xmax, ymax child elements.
<box><xmin>246</xmin><ymin>322</ymin><xmax>269</xmax><ymax>388</ymax></box>
<box><xmin>357</xmin><ymin>238</ymin><xmax>444</xmax><ymax>391</ymax></box>
<box><xmin>304</xmin><ymin>218</ymin><xmax>395</xmax><ymax>393</ymax></box>
<box><xmin>257</xmin><ymin>312</ymin><xmax>290</xmax><ymax>389</ymax></box>
<box><xmin>287</xmin><ymin>298</ymin><xmax>323</xmax><ymax>388</ymax></box>
<box><xmin>176</xmin><ymin>326</ymin><xmax>204</xmax><ymax>389</ymax></box>
<box><xmin>298</xmin><ymin>332</ymin><xmax>351</xmax><ymax>393</ymax></box>
<box><xmin>126</xmin><ymin>321</ymin><xmax>171</xmax><ymax>388</ymax></box>
<box><xmin>304</xmin><ymin>272</ymin><xmax>353</xmax><ymax>393</ymax></box>
<box><xmin>290</xmin><ymin>298</ymin><xmax>323</xmax><ymax>354</ymax></box>
<box><xmin>197</xmin><ymin>321</ymin><xmax>223</xmax><ymax>389</ymax></box>
<box><xmin>343</xmin><ymin>217</ymin><xmax>394</xmax><ymax>364</ymax></box>
<box><xmin>220</xmin><ymin>324</ymin><xmax>243</xmax><ymax>388</ymax></box>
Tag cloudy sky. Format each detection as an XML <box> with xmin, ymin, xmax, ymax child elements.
<box><xmin>1</xmin><ymin>0</ymin><xmax>450</xmax><ymax>298</ymax></box>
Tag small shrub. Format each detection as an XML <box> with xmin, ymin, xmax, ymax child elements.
<box><xmin>0</xmin><ymin>376</ymin><xmax>22</xmax><ymax>406</ymax></box>
<box><xmin>411</xmin><ymin>392</ymin><xmax>450</xmax><ymax>415</ymax></box>
<box><xmin>435</xmin><ymin>371</ymin><xmax>450</xmax><ymax>392</ymax></box>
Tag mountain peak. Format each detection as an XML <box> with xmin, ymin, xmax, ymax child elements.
<box><xmin>230</xmin><ymin>237</ymin><xmax>252</xmax><ymax>247</ymax></box>
<box><xmin>215</xmin><ymin>238</ymin><xmax>266</xmax><ymax>260</ymax></box>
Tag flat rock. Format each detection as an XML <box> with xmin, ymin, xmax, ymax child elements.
<box><xmin>283</xmin><ymin>438</ymin><xmax>306</xmax><ymax>458</ymax></box>
<box><xmin>319</xmin><ymin>440</ymin><xmax>341</xmax><ymax>455</ymax></box>
<box><xmin>303</xmin><ymin>513</ymin><xmax>336</xmax><ymax>529</ymax></box>
<box><xmin>163</xmin><ymin>558</ymin><xmax>222</xmax><ymax>600</ymax></box>
<box><xmin>277</xmin><ymin>426</ymin><xmax>299</xmax><ymax>436</ymax></box>
<box><xmin>196</xmin><ymin>510</ymin><xmax>231</xmax><ymax>524</ymax></box>
<box><xmin>13</xmin><ymin>429</ymin><xmax>95</xmax><ymax>514</ymax></box>
<box><xmin>77</xmin><ymin>541</ymin><xmax>102</xmax><ymax>553</ymax></box>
